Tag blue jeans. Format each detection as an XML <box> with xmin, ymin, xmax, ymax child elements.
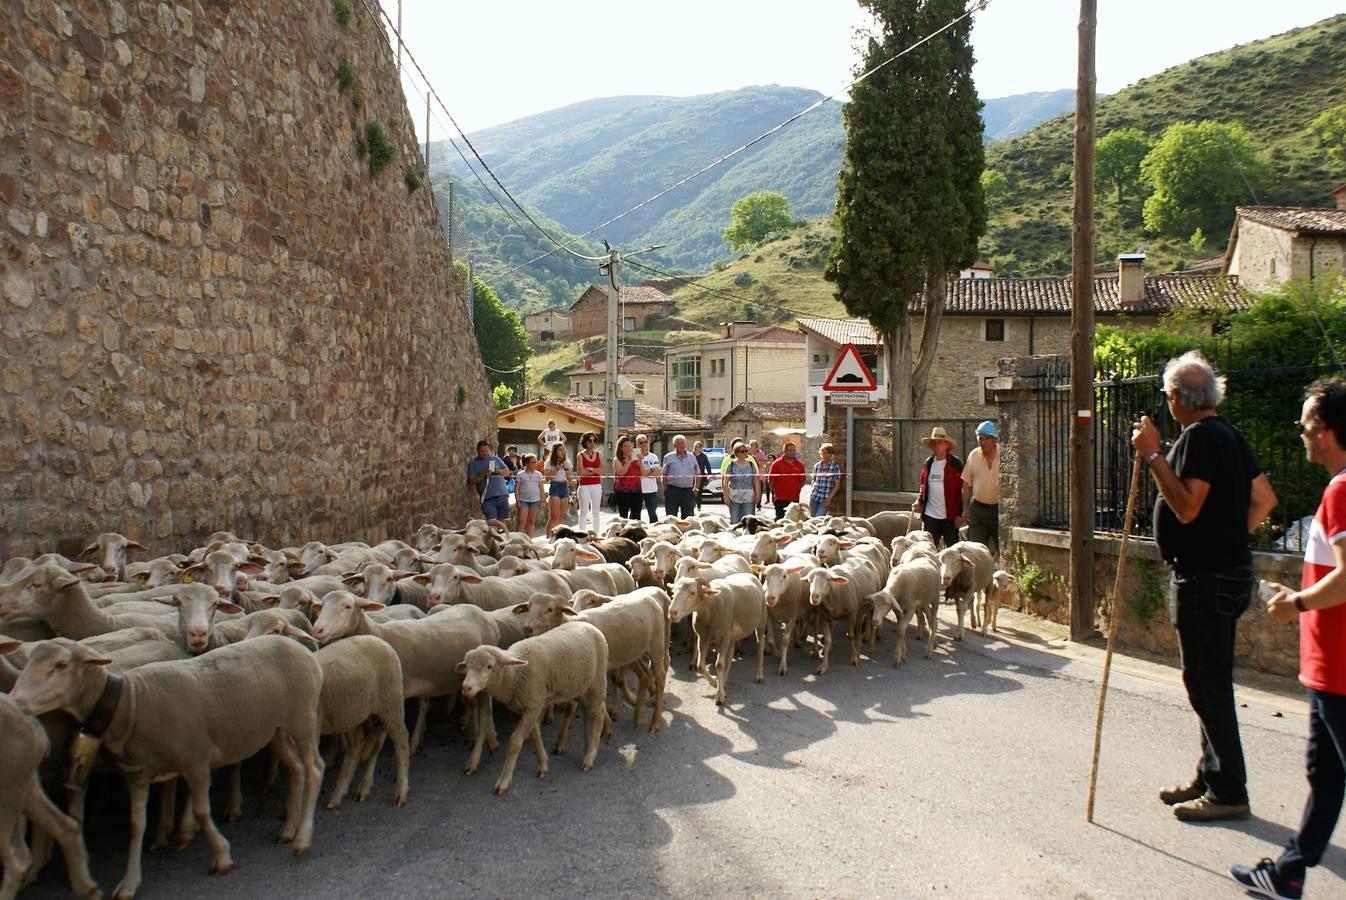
<box><xmin>809</xmin><ymin>494</ymin><xmax>829</xmax><ymax>517</ymax></box>
<box><xmin>1172</xmin><ymin>566</ymin><xmax>1253</xmax><ymax>804</ymax></box>
<box><xmin>1276</xmin><ymin>688</ymin><xmax>1346</xmax><ymax>883</ymax></box>
<box><xmin>728</xmin><ymin>499</ymin><xmax>754</xmax><ymax>523</ymax></box>
<box><xmin>481</xmin><ymin>495</ymin><xmax>509</xmax><ymax>522</ymax></box>
<box><xmin>642</xmin><ymin>492</ymin><xmax>659</xmax><ymax>523</ymax></box>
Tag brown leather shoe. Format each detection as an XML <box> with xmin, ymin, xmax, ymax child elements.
<box><xmin>1173</xmin><ymin>795</ymin><xmax>1250</xmax><ymax>822</ymax></box>
<box><xmin>1159</xmin><ymin>780</ymin><xmax>1205</xmax><ymax>805</ymax></box>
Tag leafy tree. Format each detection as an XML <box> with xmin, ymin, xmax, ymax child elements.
<box><xmin>1312</xmin><ymin>103</ymin><xmax>1346</xmax><ymax>167</ymax></box>
<box><xmin>458</xmin><ymin>261</ymin><xmax>530</xmax><ymax>393</ymax></box>
<box><xmin>491</xmin><ymin>384</ymin><xmax>515</xmax><ymax>410</ymax></box>
<box><xmin>1095</xmin><ymin>128</ymin><xmax>1151</xmax><ymax>204</ymax></box>
<box><xmin>824</xmin><ymin>0</ymin><xmax>985</xmax><ymax>416</ymax></box>
<box><xmin>1139</xmin><ymin>121</ymin><xmax>1269</xmax><ymax>238</ymax></box>
<box><xmin>980</xmin><ymin>169</ymin><xmax>1008</xmax><ymax>204</ymax></box>
<box><xmin>722</xmin><ymin>191</ymin><xmax>793</xmax><ymax>251</ymax></box>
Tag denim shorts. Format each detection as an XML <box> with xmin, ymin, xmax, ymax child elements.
<box><xmin>517</xmin><ymin>499</ymin><xmax>540</xmax><ymax>509</ymax></box>
<box><xmin>549</xmin><ymin>482</ymin><xmax>570</xmax><ymax>499</ymax></box>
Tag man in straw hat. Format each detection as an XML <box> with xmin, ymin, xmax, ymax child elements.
<box><xmin>1132</xmin><ymin>350</ymin><xmax>1277</xmax><ymax>823</ymax></box>
<box><xmin>911</xmin><ymin>426</ymin><xmax>964</xmax><ymax>548</ymax></box>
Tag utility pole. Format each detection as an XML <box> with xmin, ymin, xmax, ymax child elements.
<box><xmin>396</xmin><ymin>0</ymin><xmax>403</xmax><ymax>71</ymax></box>
<box><xmin>603</xmin><ymin>247</ymin><xmax>620</xmax><ymax>456</ymax></box>
<box><xmin>1069</xmin><ymin>0</ymin><xmax>1098</xmax><ymax>641</ymax></box>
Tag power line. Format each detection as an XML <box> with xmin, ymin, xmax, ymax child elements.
<box><xmin>499</xmin><ymin>0</ymin><xmax>992</xmax><ymax>278</ymax></box>
<box><xmin>622</xmin><ymin>258</ymin><xmax>829</xmax><ymax>325</ymax></box>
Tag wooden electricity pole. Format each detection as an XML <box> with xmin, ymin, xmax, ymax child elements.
<box><xmin>1069</xmin><ymin>0</ymin><xmax>1098</xmax><ymax>641</ymax></box>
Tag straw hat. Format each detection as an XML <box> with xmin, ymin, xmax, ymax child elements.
<box><xmin>921</xmin><ymin>426</ymin><xmax>956</xmax><ymax>450</ymax></box>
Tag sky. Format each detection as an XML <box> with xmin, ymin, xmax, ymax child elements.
<box><xmin>375</xmin><ymin>0</ymin><xmax>1344</xmax><ymax>139</ymax></box>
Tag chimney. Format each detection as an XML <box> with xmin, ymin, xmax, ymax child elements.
<box><xmin>583</xmin><ymin>358</ymin><xmax>593</xmax><ymax>372</ymax></box>
<box><xmin>1118</xmin><ymin>253</ymin><xmax>1146</xmax><ymax>307</ymax></box>
<box><xmin>1331</xmin><ymin>184</ymin><xmax>1346</xmax><ymax>210</ymax></box>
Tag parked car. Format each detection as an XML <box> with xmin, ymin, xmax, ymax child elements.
<box><xmin>701</xmin><ymin>447</ymin><xmax>726</xmax><ymax>499</ymax></box>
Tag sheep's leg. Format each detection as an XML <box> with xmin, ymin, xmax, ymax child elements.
<box><xmin>924</xmin><ymin>602</ymin><xmax>939</xmax><ymax>658</ymax></box>
<box><xmin>326</xmin><ymin>731</ymin><xmax>363</xmax><ymax>810</ymax></box>
<box><xmin>754</xmin><ymin>621</ymin><xmax>766</xmax><ymax>685</ymax></box>
<box><xmin>383</xmin><ymin>704</ymin><xmax>411</xmax><ymax>807</ymax></box>
<box><xmin>649</xmin><ymin>654</ymin><xmax>667</xmax><ymax>733</ymax></box>
<box><xmin>968</xmin><ymin>591</ymin><xmax>980</xmax><ymax>630</ymax></box>
<box><xmin>113</xmin><ymin>778</ymin><xmax>152</xmax><ymax>900</ymax></box>
<box><xmin>817</xmin><ymin>624</ymin><xmax>833</xmax><ymax>676</ymax></box>
<box><xmin>849</xmin><ymin>612</ymin><xmax>862</xmax><ymax>666</ymax></box>
<box><xmin>553</xmin><ymin>701</ymin><xmax>578</xmax><ymax>755</ymax></box>
<box><xmin>530</xmin><ymin>722</ymin><xmax>549</xmax><ymax>779</ymax></box>
<box><xmin>714</xmin><ymin>636</ymin><xmax>732</xmax><ymax>705</ymax></box>
<box><xmin>355</xmin><ymin>726</ymin><xmax>387</xmax><ymax>803</ymax></box>
<box><xmin>494</xmin><ymin>710</ymin><xmax>542</xmax><ymax>795</ymax></box>
<box><xmin>271</xmin><ymin>733</ymin><xmax>305</xmax><ymax>845</ymax></box>
<box><xmin>147</xmin><ymin>779</ymin><xmax>174</xmax><ymax>850</ymax></box>
<box><xmin>294</xmin><ymin>729</ymin><xmax>323</xmax><ymax>857</ymax></box>
<box><xmin>409</xmin><ymin>698</ymin><xmax>429</xmax><ymax>755</ymax></box>
<box><xmin>954</xmin><ymin>592</ymin><xmax>968</xmax><ymax>641</ymax></box>
<box><xmin>225</xmin><ymin>763</ymin><xmax>243</xmax><ymax>822</ymax></box>
<box><xmin>631</xmin><ymin>660</ymin><xmax>652</xmax><ymax>729</ymax></box>
<box><xmin>24</xmin><ymin>778</ymin><xmax>98</xmax><ymax>900</ymax></box>
<box><xmin>262</xmin><ymin>749</ymin><xmax>280</xmax><ymax>793</ymax></box>
<box><xmin>175</xmin><ymin>777</ymin><xmax>198</xmax><ymax>848</ymax></box>
<box><xmin>464</xmin><ymin>700</ymin><xmax>489</xmax><ymax>775</ymax></box>
<box><xmin>580</xmin><ymin>689</ymin><xmax>605</xmax><ymax>772</ymax></box>
<box><xmin>185</xmin><ymin>768</ymin><xmax>232</xmax><ymax>876</ymax></box>
<box><xmin>694</xmin><ymin>624</ymin><xmax>718</xmax><ymax>689</ymax></box>
<box><xmin>616</xmin><ymin>667</ymin><xmax>640</xmax><ymax>707</ymax></box>
<box><xmin>0</xmin><ymin>808</ymin><xmax>32</xmax><ymax>900</ymax></box>
<box><xmin>894</xmin><ymin>605</ymin><xmax>915</xmax><ymax>667</ymax></box>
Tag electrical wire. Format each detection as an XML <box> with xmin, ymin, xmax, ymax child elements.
<box><xmin>498</xmin><ymin>0</ymin><xmax>992</xmax><ymax>278</ymax></box>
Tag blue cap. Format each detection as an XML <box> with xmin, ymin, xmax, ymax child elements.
<box><xmin>975</xmin><ymin>420</ymin><xmax>999</xmax><ymax>439</ymax></box>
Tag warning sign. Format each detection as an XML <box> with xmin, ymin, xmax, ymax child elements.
<box><xmin>821</xmin><ymin>344</ymin><xmax>877</xmax><ymax>392</ymax></box>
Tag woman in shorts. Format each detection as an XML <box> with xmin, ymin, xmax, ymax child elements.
<box><xmin>514</xmin><ymin>453</ymin><xmax>544</xmax><ymax>536</ymax></box>
<box><xmin>544</xmin><ymin>442</ymin><xmax>573</xmax><ymax>537</ymax></box>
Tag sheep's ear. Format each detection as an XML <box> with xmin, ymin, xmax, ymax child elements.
<box><xmin>575</xmin><ymin>548</ymin><xmax>602</xmax><ymax>561</ymax></box>
<box><xmin>341</xmin><ymin>573</ymin><xmax>362</xmax><ymax>585</ymax></box>
<box><xmin>412</xmin><ymin>574</ymin><xmax>430</xmax><ymax>586</ymax></box>
<box><xmin>79</xmin><ymin>543</ymin><xmax>98</xmax><ymax>557</ymax></box>
<box><xmin>561</xmin><ymin>606</ymin><xmax>579</xmax><ymax>617</ymax></box>
<box><xmin>218</xmin><ymin>600</ymin><xmax>242</xmax><ymax>614</ymax></box>
<box><xmin>454</xmin><ymin>661</ymin><xmax>467</xmax><ymax>674</ymax></box>
<box><xmin>261</xmin><ymin>594</ymin><xmax>280</xmax><ymax>608</ymax></box>
<box><xmin>701</xmin><ymin>585</ymin><xmax>721</xmax><ymax>596</ymax></box>
<box><xmin>0</xmin><ymin>639</ymin><xmax>22</xmax><ymax>655</ymax></box>
<box><xmin>310</xmin><ymin>601</ymin><xmax>324</xmax><ymax>613</ymax></box>
<box><xmin>460</xmin><ymin>573</ymin><xmax>483</xmax><ymax>585</ymax></box>
<box><xmin>285</xmin><ymin>626</ymin><xmax>319</xmax><ymax>649</ymax></box>
<box><xmin>511</xmin><ymin>603</ymin><xmax>530</xmax><ymax>615</ymax></box>
<box><xmin>153</xmin><ymin>596</ymin><xmax>183</xmax><ymax>608</ymax></box>
<box><xmin>830</xmin><ymin>574</ymin><xmax>850</xmax><ymax>585</ymax></box>
<box><xmin>357</xmin><ymin>600</ymin><xmax>385</xmax><ymax>612</ymax></box>
<box><xmin>125</xmin><ymin>540</ymin><xmax>149</xmax><ymax>552</ymax></box>
<box><xmin>499</xmin><ymin>656</ymin><xmax>527</xmax><ymax>667</ymax></box>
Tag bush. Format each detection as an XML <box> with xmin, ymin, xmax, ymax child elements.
<box><xmin>336</xmin><ymin>58</ymin><xmax>355</xmax><ymax>92</ymax></box>
<box><xmin>403</xmin><ymin>167</ymin><xmax>422</xmax><ymax>192</ymax></box>
<box><xmin>333</xmin><ymin>0</ymin><xmax>351</xmax><ymax>27</ymax></box>
<box><xmin>365</xmin><ymin>120</ymin><xmax>395</xmax><ymax>176</ymax></box>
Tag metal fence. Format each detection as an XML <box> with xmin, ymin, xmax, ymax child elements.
<box><xmin>1031</xmin><ymin>346</ymin><xmax>1339</xmax><ymax>551</ymax></box>
<box><xmin>853</xmin><ymin>418</ymin><xmax>989</xmax><ymax>494</ymax></box>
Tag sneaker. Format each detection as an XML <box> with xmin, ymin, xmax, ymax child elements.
<box><xmin>1173</xmin><ymin>794</ymin><xmax>1250</xmax><ymax>822</ymax></box>
<box><xmin>1229</xmin><ymin>858</ymin><xmax>1302</xmax><ymax>899</ymax></box>
<box><xmin>1159</xmin><ymin>779</ymin><xmax>1205</xmax><ymax>805</ymax></box>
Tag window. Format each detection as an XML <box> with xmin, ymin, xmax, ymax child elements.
<box><xmin>985</xmin><ymin>319</ymin><xmax>1005</xmax><ymax>342</ymax></box>
<box><xmin>632</xmin><ymin>381</ymin><xmax>645</xmax><ymax>396</ymax></box>
<box><xmin>1270</xmin><ymin>258</ymin><xmax>1277</xmax><ymax>276</ymax></box>
<box><xmin>587</xmin><ymin>381</ymin><xmax>594</xmax><ymax>395</ymax></box>
<box><xmin>571</xmin><ymin>381</ymin><xmax>579</xmax><ymax>395</ymax></box>
<box><xmin>623</xmin><ymin>316</ymin><xmax>636</xmax><ymax>331</ymax></box>
<box><xmin>811</xmin><ymin>396</ymin><xmax>818</xmax><ymax>413</ymax></box>
<box><xmin>978</xmin><ymin>372</ymin><xmax>997</xmax><ymax>405</ymax></box>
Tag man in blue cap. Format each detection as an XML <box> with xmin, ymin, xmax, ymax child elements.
<box><xmin>959</xmin><ymin>420</ymin><xmax>1000</xmax><ymax>555</ymax></box>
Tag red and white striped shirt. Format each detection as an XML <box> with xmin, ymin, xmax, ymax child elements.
<box><xmin>1300</xmin><ymin>470</ymin><xmax>1346</xmax><ymax>694</ymax></box>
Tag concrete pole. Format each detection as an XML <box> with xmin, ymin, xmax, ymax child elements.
<box><xmin>605</xmin><ymin>249</ymin><xmax>620</xmax><ymax>456</ymax></box>
<box><xmin>1069</xmin><ymin>0</ymin><xmax>1098</xmax><ymax>641</ymax></box>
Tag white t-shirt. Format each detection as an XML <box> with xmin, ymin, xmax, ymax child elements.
<box><xmin>640</xmin><ymin>451</ymin><xmax>660</xmax><ymax>493</ymax></box>
<box><xmin>515</xmin><ymin>469</ymin><xmax>543</xmax><ymax>503</ymax></box>
<box><xmin>925</xmin><ymin>459</ymin><xmax>948</xmax><ymax>519</ymax></box>
<box><xmin>540</xmin><ymin>428</ymin><xmax>564</xmax><ymax>453</ymax></box>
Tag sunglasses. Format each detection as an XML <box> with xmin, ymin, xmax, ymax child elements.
<box><xmin>1297</xmin><ymin>420</ymin><xmax>1318</xmax><ymax>434</ymax></box>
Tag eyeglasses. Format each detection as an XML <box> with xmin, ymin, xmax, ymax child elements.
<box><xmin>1297</xmin><ymin>420</ymin><xmax>1318</xmax><ymax>435</ymax></box>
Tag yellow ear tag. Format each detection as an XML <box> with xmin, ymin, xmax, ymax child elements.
<box><xmin>181</xmin><ymin>574</ymin><xmax>193</xmax><ymax>584</ymax></box>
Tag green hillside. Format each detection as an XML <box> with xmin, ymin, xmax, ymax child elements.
<box><xmin>983</xmin><ymin>14</ymin><xmax>1346</xmax><ymax>275</ymax></box>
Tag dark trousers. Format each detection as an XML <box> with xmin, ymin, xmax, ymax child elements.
<box><xmin>665</xmin><ymin>485</ymin><xmax>695</xmax><ymax>519</ymax></box>
<box><xmin>921</xmin><ymin>515</ymin><xmax>960</xmax><ymax>549</ymax></box>
<box><xmin>774</xmin><ymin>499</ymin><xmax>795</xmax><ymax>519</ymax></box>
<box><xmin>967</xmin><ymin>500</ymin><xmax>999</xmax><ymax>555</ymax></box>
<box><xmin>642</xmin><ymin>492</ymin><xmax>660</xmax><ymax>523</ymax></box>
<box><xmin>1172</xmin><ymin>567</ymin><xmax>1253</xmax><ymax>804</ymax></box>
<box><xmin>1277</xmin><ymin>688</ymin><xmax>1346</xmax><ymax>882</ymax></box>
<box><xmin>613</xmin><ymin>490</ymin><xmax>642</xmax><ymax>520</ymax></box>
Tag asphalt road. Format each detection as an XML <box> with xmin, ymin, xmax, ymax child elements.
<box><xmin>22</xmin><ymin>601</ymin><xmax>1345</xmax><ymax>899</ymax></box>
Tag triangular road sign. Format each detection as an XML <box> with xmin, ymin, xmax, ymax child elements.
<box><xmin>822</xmin><ymin>343</ymin><xmax>877</xmax><ymax>391</ymax></box>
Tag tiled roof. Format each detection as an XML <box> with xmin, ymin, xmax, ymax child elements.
<box><xmin>570</xmin><ymin>284</ymin><xmax>674</xmax><ymax>311</ymax></box>
<box><xmin>1234</xmin><ymin>206</ymin><xmax>1346</xmax><ymax>236</ymax></box>
<box><xmin>797</xmin><ymin>317</ymin><xmax>880</xmax><ymax>348</ymax></box>
<box><xmin>732</xmin><ymin>325</ymin><xmax>805</xmax><ymax>343</ymax></box>
<box><xmin>563</xmin><ymin>356</ymin><xmax>665</xmax><ymax>376</ymax></box>
<box><xmin>721</xmin><ymin>401</ymin><xmax>806</xmax><ymax>423</ymax></box>
<box><xmin>497</xmin><ymin>397</ymin><xmax>705</xmax><ymax>434</ymax></box>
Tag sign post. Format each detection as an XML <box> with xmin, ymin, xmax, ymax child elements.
<box><xmin>821</xmin><ymin>344</ymin><xmax>878</xmax><ymax>517</ymax></box>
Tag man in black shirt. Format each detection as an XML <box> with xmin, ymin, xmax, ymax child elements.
<box><xmin>1133</xmin><ymin>351</ymin><xmax>1278</xmax><ymax>822</ymax></box>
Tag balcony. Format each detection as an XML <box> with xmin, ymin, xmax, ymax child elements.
<box><xmin>675</xmin><ymin>375</ymin><xmax>700</xmax><ymax>392</ymax></box>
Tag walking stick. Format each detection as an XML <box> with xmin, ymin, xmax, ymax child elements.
<box><xmin>1085</xmin><ymin>446</ymin><xmax>1146</xmax><ymax>823</ymax></box>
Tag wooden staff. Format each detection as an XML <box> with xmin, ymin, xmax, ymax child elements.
<box><xmin>1086</xmin><ymin>447</ymin><xmax>1146</xmax><ymax>822</ymax></box>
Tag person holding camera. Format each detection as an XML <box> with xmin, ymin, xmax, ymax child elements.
<box><xmin>466</xmin><ymin>439</ymin><xmax>513</xmax><ymax>523</ymax></box>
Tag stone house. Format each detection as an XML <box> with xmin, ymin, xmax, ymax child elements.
<box><xmin>522</xmin><ymin>307</ymin><xmax>572</xmax><ymax>342</ymax></box>
<box><xmin>565</xmin><ymin>355</ymin><xmax>666</xmax><ymax>402</ymax></box>
<box><xmin>1222</xmin><ymin>200</ymin><xmax>1346</xmax><ymax>293</ymax></box>
<box><xmin>716</xmin><ymin>402</ymin><xmax>806</xmax><ymax>453</ymax></box>
<box><xmin>663</xmin><ymin>322</ymin><xmax>806</xmax><ymax>424</ymax></box>
<box><xmin>494</xmin><ymin>397</ymin><xmax>706</xmax><ymax>458</ymax></box>
<box><xmin>804</xmin><ymin>255</ymin><xmax>1252</xmax><ymax>426</ymax></box>
<box><xmin>568</xmin><ymin>285</ymin><xmax>675</xmax><ymax>339</ymax></box>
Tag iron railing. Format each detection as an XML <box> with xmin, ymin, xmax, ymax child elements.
<box><xmin>853</xmin><ymin>417</ymin><xmax>990</xmax><ymax>494</ymax></box>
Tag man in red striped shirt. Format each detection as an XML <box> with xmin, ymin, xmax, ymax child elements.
<box><xmin>1233</xmin><ymin>377</ymin><xmax>1346</xmax><ymax>900</ymax></box>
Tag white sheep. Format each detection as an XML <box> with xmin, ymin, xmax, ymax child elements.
<box><xmin>982</xmin><ymin>569</ymin><xmax>1013</xmax><ymax>637</ymax></box>
<box><xmin>413</xmin><ymin>563</ymin><xmax>570</xmax><ymax>611</ymax></box>
<box><xmin>668</xmin><ymin>573</ymin><xmax>767</xmax><ymax>705</ymax></box>
<box><xmin>760</xmin><ymin>560</ymin><xmax>812</xmax><ymax>676</ymax></box>
<box><xmin>804</xmin><ymin>557</ymin><xmax>882</xmax><ymax>675</ymax></box>
<box><xmin>0</xmin><ymin>560</ymin><xmax>180</xmax><ymax>640</ymax></box>
<box><xmin>242</xmin><ymin>616</ymin><xmax>410</xmax><ymax>811</ymax></box>
<box><xmin>867</xmin><ymin>557</ymin><xmax>942</xmax><ymax>666</ymax></box>
<box><xmin>0</xmin><ymin>687</ymin><xmax>99</xmax><ymax>900</ymax></box>
<box><xmin>79</xmin><ymin>531</ymin><xmax>150</xmax><ymax>581</ymax></box>
<box><xmin>457</xmin><ymin>621</ymin><xmax>609</xmax><ymax>795</ymax></box>
<box><xmin>937</xmin><ymin>541</ymin><xmax>995</xmax><ymax>641</ymax></box>
<box><xmin>10</xmin><ymin>636</ymin><xmax>324</xmax><ymax>899</ymax></box>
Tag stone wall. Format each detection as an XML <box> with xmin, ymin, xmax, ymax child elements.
<box><xmin>0</xmin><ymin>0</ymin><xmax>493</xmax><ymax>555</ymax></box>
<box><xmin>1011</xmin><ymin>527</ymin><xmax>1302</xmax><ymax>677</ymax></box>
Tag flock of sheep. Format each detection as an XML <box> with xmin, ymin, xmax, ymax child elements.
<box><xmin>0</xmin><ymin>506</ymin><xmax>1010</xmax><ymax>899</ymax></box>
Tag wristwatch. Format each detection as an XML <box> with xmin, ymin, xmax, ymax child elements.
<box><xmin>1144</xmin><ymin>450</ymin><xmax>1162</xmax><ymax>465</ymax></box>
<box><xmin>1294</xmin><ymin>595</ymin><xmax>1307</xmax><ymax>613</ymax></box>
